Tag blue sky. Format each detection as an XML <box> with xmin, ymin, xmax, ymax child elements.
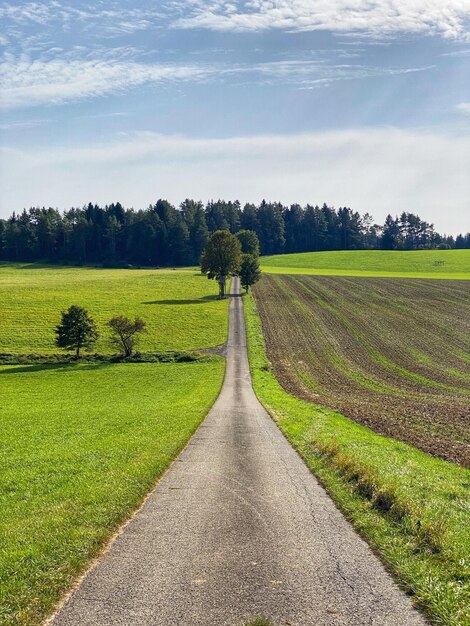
<box><xmin>1</xmin><ymin>1</ymin><xmax>469</xmax><ymax>234</ymax></box>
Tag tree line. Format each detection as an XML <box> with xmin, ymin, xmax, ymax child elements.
<box><xmin>1</xmin><ymin>199</ymin><xmax>468</xmax><ymax>266</ymax></box>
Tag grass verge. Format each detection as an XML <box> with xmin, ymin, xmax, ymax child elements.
<box><xmin>243</xmin><ymin>291</ymin><xmax>470</xmax><ymax>626</ymax></box>
<box><xmin>0</xmin><ymin>359</ymin><xmax>225</xmax><ymax>626</ymax></box>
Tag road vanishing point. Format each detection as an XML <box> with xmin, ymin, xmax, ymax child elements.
<box><xmin>50</xmin><ymin>276</ymin><xmax>427</xmax><ymax>626</ymax></box>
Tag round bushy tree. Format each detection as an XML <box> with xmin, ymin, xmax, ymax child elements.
<box><xmin>201</xmin><ymin>230</ymin><xmax>241</xmax><ymax>298</ymax></box>
<box><xmin>236</xmin><ymin>229</ymin><xmax>260</xmax><ymax>257</ymax></box>
<box><xmin>55</xmin><ymin>305</ymin><xmax>99</xmax><ymax>357</ymax></box>
<box><xmin>109</xmin><ymin>315</ymin><xmax>146</xmax><ymax>357</ymax></box>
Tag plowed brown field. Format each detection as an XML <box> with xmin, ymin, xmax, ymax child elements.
<box><xmin>253</xmin><ymin>275</ymin><xmax>470</xmax><ymax>466</ymax></box>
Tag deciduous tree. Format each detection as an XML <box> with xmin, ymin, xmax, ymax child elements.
<box><xmin>201</xmin><ymin>230</ymin><xmax>241</xmax><ymax>298</ymax></box>
<box><xmin>109</xmin><ymin>315</ymin><xmax>146</xmax><ymax>357</ymax></box>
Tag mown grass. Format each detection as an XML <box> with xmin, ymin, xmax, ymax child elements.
<box><xmin>0</xmin><ymin>359</ymin><xmax>225</xmax><ymax>626</ymax></box>
<box><xmin>244</xmin><ymin>292</ymin><xmax>470</xmax><ymax>626</ymax></box>
<box><xmin>261</xmin><ymin>249</ymin><xmax>470</xmax><ymax>279</ymax></box>
<box><xmin>0</xmin><ymin>263</ymin><xmax>227</xmax><ymax>354</ymax></box>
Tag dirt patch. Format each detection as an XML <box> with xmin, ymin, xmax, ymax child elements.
<box><xmin>200</xmin><ymin>344</ymin><xmax>227</xmax><ymax>358</ymax></box>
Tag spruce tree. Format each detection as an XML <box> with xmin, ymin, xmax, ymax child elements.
<box><xmin>55</xmin><ymin>305</ymin><xmax>99</xmax><ymax>357</ymax></box>
<box><xmin>239</xmin><ymin>254</ymin><xmax>261</xmax><ymax>293</ymax></box>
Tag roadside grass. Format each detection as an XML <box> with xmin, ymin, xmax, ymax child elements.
<box><xmin>253</xmin><ymin>274</ymin><xmax>470</xmax><ymax>466</ymax></box>
<box><xmin>0</xmin><ymin>263</ymin><xmax>227</xmax><ymax>354</ymax></box>
<box><xmin>261</xmin><ymin>249</ymin><xmax>470</xmax><ymax>279</ymax></box>
<box><xmin>244</xmin><ymin>292</ymin><xmax>470</xmax><ymax>626</ymax></box>
<box><xmin>0</xmin><ymin>359</ymin><xmax>225</xmax><ymax>626</ymax></box>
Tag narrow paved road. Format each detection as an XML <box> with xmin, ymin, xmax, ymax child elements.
<box><xmin>50</xmin><ymin>277</ymin><xmax>427</xmax><ymax>626</ymax></box>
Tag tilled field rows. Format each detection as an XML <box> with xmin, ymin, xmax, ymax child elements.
<box><xmin>253</xmin><ymin>275</ymin><xmax>470</xmax><ymax>466</ymax></box>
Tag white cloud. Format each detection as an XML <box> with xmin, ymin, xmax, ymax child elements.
<box><xmin>0</xmin><ymin>2</ymin><xmax>59</xmax><ymax>25</ymax></box>
<box><xmin>225</xmin><ymin>59</ymin><xmax>434</xmax><ymax>85</ymax></box>
<box><xmin>174</xmin><ymin>0</ymin><xmax>470</xmax><ymax>40</ymax></box>
<box><xmin>441</xmin><ymin>48</ymin><xmax>470</xmax><ymax>57</ymax></box>
<box><xmin>457</xmin><ymin>102</ymin><xmax>470</xmax><ymax>114</ymax></box>
<box><xmin>0</xmin><ymin>118</ymin><xmax>46</xmax><ymax>130</ymax></box>
<box><xmin>0</xmin><ymin>58</ymin><xmax>211</xmax><ymax>109</ymax></box>
<box><xmin>0</xmin><ymin>2</ymin><xmax>164</xmax><ymax>49</ymax></box>
<box><xmin>1</xmin><ymin>128</ymin><xmax>469</xmax><ymax>234</ymax></box>
<box><xmin>0</xmin><ymin>2</ymin><xmax>156</xmax><ymax>29</ymax></box>
<box><xmin>2</xmin><ymin>1</ymin><xmax>470</xmax><ymax>41</ymax></box>
<box><xmin>0</xmin><ymin>53</ymin><xmax>433</xmax><ymax>109</ymax></box>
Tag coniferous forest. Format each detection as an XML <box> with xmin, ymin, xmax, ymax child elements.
<box><xmin>1</xmin><ymin>199</ymin><xmax>468</xmax><ymax>267</ymax></box>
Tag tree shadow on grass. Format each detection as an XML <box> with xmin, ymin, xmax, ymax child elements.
<box><xmin>143</xmin><ymin>295</ymin><xmax>220</xmax><ymax>305</ymax></box>
<box><xmin>0</xmin><ymin>362</ymin><xmax>114</xmax><ymax>375</ymax></box>
<box><xmin>14</xmin><ymin>263</ymin><xmax>80</xmax><ymax>270</ymax></box>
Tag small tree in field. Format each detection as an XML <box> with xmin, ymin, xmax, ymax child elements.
<box><xmin>109</xmin><ymin>315</ymin><xmax>146</xmax><ymax>357</ymax></box>
<box><xmin>239</xmin><ymin>253</ymin><xmax>261</xmax><ymax>293</ymax></box>
<box><xmin>201</xmin><ymin>230</ymin><xmax>241</xmax><ymax>298</ymax></box>
<box><xmin>55</xmin><ymin>305</ymin><xmax>99</xmax><ymax>357</ymax></box>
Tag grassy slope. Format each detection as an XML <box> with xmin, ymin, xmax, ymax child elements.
<box><xmin>0</xmin><ymin>265</ymin><xmax>228</xmax><ymax>626</ymax></box>
<box><xmin>0</xmin><ymin>360</ymin><xmax>224</xmax><ymax>626</ymax></box>
<box><xmin>244</xmin><ymin>292</ymin><xmax>470</xmax><ymax>626</ymax></box>
<box><xmin>0</xmin><ymin>264</ymin><xmax>227</xmax><ymax>354</ymax></box>
<box><xmin>261</xmin><ymin>249</ymin><xmax>470</xmax><ymax>279</ymax></box>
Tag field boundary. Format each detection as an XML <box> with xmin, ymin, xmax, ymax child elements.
<box><xmin>243</xmin><ymin>291</ymin><xmax>470</xmax><ymax>626</ymax></box>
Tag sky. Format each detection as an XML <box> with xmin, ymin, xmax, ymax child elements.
<box><xmin>0</xmin><ymin>1</ymin><xmax>469</xmax><ymax>235</ymax></box>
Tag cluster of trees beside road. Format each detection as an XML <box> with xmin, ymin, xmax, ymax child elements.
<box><xmin>1</xmin><ymin>199</ymin><xmax>468</xmax><ymax>266</ymax></box>
<box><xmin>55</xmin><ymin>305</ymin><xmax>146</xmax><ymax>358</ymax></box>
<box><xmin>202</xmin><ymin>230</ymin><xmax>261</xmax><ymax>297</ymax></box>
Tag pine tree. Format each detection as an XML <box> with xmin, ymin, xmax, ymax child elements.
<box><xmin>239</xmin><ymin>254</ymin><xmax>261</xmax><ymax>293</ymax></box>
<box><xmin>55</xmin><ymin>305</ymin><xmax>99</xmax><ymax>357</ymax></box>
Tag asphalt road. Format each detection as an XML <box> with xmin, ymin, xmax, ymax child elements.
<box><xmin>49</xmin><ymin>276</ymin><xmax>427</xmax><ymax>626</ymax></box>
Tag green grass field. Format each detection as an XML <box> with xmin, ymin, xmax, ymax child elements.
<box><xmin>0</xmin><ymin>360</ymin><xmax>224</xmax><ymax>626</ymax></box>
<box><xmin>244</xmin><ymin>292</ymin><xmax>470</xmax><ymax>626</ymax></box>
<box><xmin>0</xmin><ymin>263</ymin><xmax>227</xmax><ymax>354</ymax></box>
<box><xmin>0</xmin><ymin>265</ymin><xmax>228</xmax><ymax>626</ymax></box>
<box><xmin>261</xmin><ymin>249</ymin><xmax>470</xmax><ymax>279</ymax></box>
